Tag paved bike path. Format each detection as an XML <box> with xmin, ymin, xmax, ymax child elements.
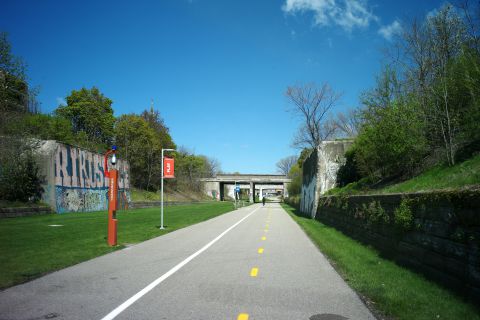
<box><xmin>0</xmin><ymin>203</ymin><xmax>374</xmax><ymax>320</ymax></box>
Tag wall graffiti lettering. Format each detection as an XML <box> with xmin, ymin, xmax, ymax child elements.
<box><xmin>49</xmin><ymin>143</ymin><xmax>130</xmax><ymax>213</ymax></box>
<box><xmin>54</xmin><ymin>144</ymin><xmax>129</xmax><ymax>189</ymax></box>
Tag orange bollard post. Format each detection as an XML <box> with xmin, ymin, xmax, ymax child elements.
<box><xmin>107</xmin><ymin>169</ymin><xmax>118</xmax><ymax>246</ymax></box>
<box><xmin>104</xmin><ymin>146</ymin><xmax>118</xmax><ymax>246</ymax></box>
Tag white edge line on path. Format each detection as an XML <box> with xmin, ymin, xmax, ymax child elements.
<box><xmin>100</xmin><ymin>205</ymin><xmax>261</xmax><ymax>320</ymax></box>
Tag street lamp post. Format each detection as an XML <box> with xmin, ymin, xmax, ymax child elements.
<box><xmin>234</xmin><ymin>180</ymin><xmax>237</xmax><ymax>209</ymax></box>
<box><xmin>160</xmin><ymin>148</ymin><xmax>175</xmax><ymax>229</ymax></box>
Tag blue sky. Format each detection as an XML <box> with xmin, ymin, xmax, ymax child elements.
<box><xmin>1</xmin><ymin>0</ymin><xmax>443</xmax><ymax>174</ymax></box>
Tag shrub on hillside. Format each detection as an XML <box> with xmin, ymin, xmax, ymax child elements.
<box><xmin>0</xmin><ymin>138</ymin><xmax>43</xmax><ymax>202</ymax></box>
<box><xmin>336</xmin><ymin>147</ymin><xmax>362</xmax><ymax>187</ymax></box>
<box><xmin>355</xmin><ymin>101</ymin><xmax>427</xmax><ymax>179</ymax></box>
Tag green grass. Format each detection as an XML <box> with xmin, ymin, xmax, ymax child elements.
<box><xmin>130</xmin><ymin>188</ymin><xmax>161</xmax><ymax>201</ymax></box>
<box><xmin>383</xmin><ymin>154</ymin><xmax>480</xmax><ymax>193</ymax></box>
<box><xmin>0</xmin><ymin>202</ymin><xmax>234</xmax><ymax>289</ymax></box>
<box><xmin>326</xmin><ymin>177</ymin><xmax>372</xmax><ymax>195</ymax></box>
<box><xmin>328</xmin><ymin>154</ymin><xmax>480</xmax><ymax>195</ymax></box>
<box><xmin>282</xmin><ymin>204</ymin><xmax>480</xmax><ymax>320</ymax></box>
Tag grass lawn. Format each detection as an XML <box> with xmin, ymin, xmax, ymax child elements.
<box><xmin>382</xmin><ymin>154</ymin><xmax>480</xmax><ymax>193</ymax></box>
<box><xmin>327</xmin><ymin>154</ymin><xmax>480</xmax><ymax>196</ymax></box>
<box><xmin>282</xmin><ymin>204</ymin><xmax>480</xmax><ymax>320</ymax></box>
<box><xmin>0</xmin><ymin>202</ymin><xmax>234</xmax><ymax>289</ymax></box>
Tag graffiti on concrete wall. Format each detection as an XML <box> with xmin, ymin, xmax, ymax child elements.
<box><xmin>318</xmin><ymin>146</ymin><xmax>341</xmax><ymax>195</ymax></box>
<box><xmin>54</xmin><ymin>144</ymin><xmax>130</xmax><ymax>213</ymax></box>
<box><xmin>211</xmin><ymin>190</ymin><xmax>219</xmax><ymax>200</ymax></box>
<box><xmin>299</xmin><ymin>141</ymin><xmax>353</xmax><ymax>218</ymax></box>
<box><xmin>300</xmin><ymin>149</ymin><xmax>318</xmax><ymax>218</ymax></box>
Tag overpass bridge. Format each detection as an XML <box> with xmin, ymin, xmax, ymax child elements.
<box><xmin>201</xmin><ymin>174</ymin><xmax>291</xmax><ymax>202</ymax></box>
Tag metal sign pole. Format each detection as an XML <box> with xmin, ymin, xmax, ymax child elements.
<box><xmin>160</xmin><ymin>148</ymin><xmax>175</xmax><ymax>229</ymax></box>
<box><xmin>160</xmin><ymin>148</ymin><xmax>165</xmax><ymax>229</ymax></box>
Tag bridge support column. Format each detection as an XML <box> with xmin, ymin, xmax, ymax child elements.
<box><xmin>249</xmin><ymin>182</ymin><xmax>254</xmax><ymax>203</ymax></box>
<box><xmin>283</xmin><ymin>182</ymin><xmax>289</xmax><ymax>198</ymax></box>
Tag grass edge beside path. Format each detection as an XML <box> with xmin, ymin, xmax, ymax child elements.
<box><xmin>281</xmin><ymin>204</ymin><xmax>480</xmax><ymax>320</ymax></box>
<box><xmin>0</xmin><ymin>202</ymin><xmax>234</xmax><ymax>290</ymax></box>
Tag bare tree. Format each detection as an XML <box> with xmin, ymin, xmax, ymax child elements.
<box><xmin>333</xmin><ymin>108</ymin><xmax>362</xmax><ymax>138</ymax></box>
<box><xmin>457</xmin><ymin>0</ymin><xmax>480</xmax><ymax>53</ymax></box>
<box><xmin>286</xmin><ymin>82</ymin><xmax>342</xmax><ymax>148</ymax></box>
<box><xmin>276</xmin><ymin>155</ymin><xmax>298</xmax><ymax>175</ymax></box>
<box><xmin>204</xmin><ymin>156</ymin><xmax>221</xmax><ymax>177</ymax></box>
<box><xmin>428</xmin><ymin>5</ymin><xmax>466</xmax><ymax>165</ymax></box>
<box><xmin>392</xmin><ymin>5</ymin><xmax>467</xmax><ymax>166</ymax></box>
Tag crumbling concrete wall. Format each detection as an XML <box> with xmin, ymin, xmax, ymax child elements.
<box><xmin>300</xmin><ymin>140</ymin><xmax>353</xmax><ymax>217</ymax></box>
<box><xmin>203</xmin><ymin>181</ymin><xmax>221</xmax><ymax>200</ymax></box>
<box><xmin>300</xmin><ymin>149</ymin><xmax>318</xmax><ymax>218</ymax></box>
<box><xmin>37</xmin><ymin>141</ymin><xmax>130</xmax><ymax>213</ymax></box>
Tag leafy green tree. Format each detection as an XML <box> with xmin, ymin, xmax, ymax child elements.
<box><xmin>172</xmin><ymin>147</ymin><xmax>212</xmax><ymax>192</ymax></box>
<box><xmin>141</xmin><ymin>107</ymin><xmax>175</xmax><ymax>150</ymax></box>
<box><xmin>355</xmin><ymin>100</ymin><xmax>427</xmax><ymax>179</ymax></box>
<box><xmin>0</xmin><ymin>32</ymin><xmax>25</xmax><ymax>80</ymax></box>
<box><xmin>20</xmin><ymin>114</ymin><xmax>75</xmax><ymax>143</ymax></box>
<box><xmin>450</xmin><ymin>48</ymin><xmax>480</xmax><ymax>160</ymax></box>
<box><xmin>56</xmin><ymin>87</ymin><xmax>115</xmax><ymax>148</ymax></box>
<box><xmin>0</xmin><ymin>137</ymin><xmax>43</xmax><ymax>202</ymax></box>
<box><xmin>287</xmin><ymin>164</ymin><xmax>302</xmax><ymax>196</ymax></box>
<box><xmin>138</xmin><ymin>107</ymin><xmax>176</xmax><ymax>190</ymax></box>
<box><xmin>0</xmin><ymin>32</ymin><xmax>29</xmax><ymax>131</ymax></box>
<box><xmin>0</xmin><ymin>32</ymin><xmax>44</xmax><ymax>203</ymax></box>
<box><xmin>115</xmin><ymin>114</ymin><xmax>159</xmax><ymax>190</ymax></box>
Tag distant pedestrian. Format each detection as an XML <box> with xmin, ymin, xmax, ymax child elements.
<box><xmin>262</xmin><ymin>196</ymin><xmax>266</xmax><ymax>206</ymax></box>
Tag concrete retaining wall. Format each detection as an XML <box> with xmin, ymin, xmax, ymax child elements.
<box><xmin>0</xmin><ymin>206</ymin><xmax>52</xmax><ymax>218</ymax></box>
<box><xmin>37</xmin><ymin>141</ymin><xmax>130</xmax><ymax>213</ymax></box>
<box><xmin>300</xmin><ymin>140</ymin><xmax>353</xmax><ymax>217</ymax></box>
<box><xmin>130</xmin><ymin>201</ymin><xmax>214</xmax><ymax>209</ymax></box>
<box><xmin>313</xmin><ymin>191</ymin><xmax>480</xmax><ymax>301</ymax></box>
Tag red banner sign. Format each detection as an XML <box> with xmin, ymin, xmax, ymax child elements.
<box><xmin>164</xmin><ymin>157</ymin><xmax>175</xmax><ymax>178</ymax></box>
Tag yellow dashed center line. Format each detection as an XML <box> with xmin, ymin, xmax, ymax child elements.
<box><xmin>258</xmin><ymin>247</ymin><xmax>264</xmax><ymax>254</ymax></box>
<box><xmin>237</xmin><ymin>313</ymin><xmax>249</xmax><ymax>320</ymax></box>
<box><xmin>250</xmin><ymin>267</ymin><xmax>259</xmax><ymax>277</ymax></box>
<box><xmin>264</xmin><ymin>229</ymin><xmax>268</xmax><ymax>232</ymax></box>
<box><xmin>261</xmin><ymin>236</ymin><xmax>266</xmax><ymax>240</ymax></box>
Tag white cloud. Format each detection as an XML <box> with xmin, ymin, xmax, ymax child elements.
<box><xmin>378</xmin><ymin>20</ymin><xmax>402</xmax><ymax>41</ymax></box>
<box><xmin>56</xmin><ymin>97</ymin><xmax>66</xmax><ymax>106</ymax></box>
<box><xmin>282</xmin><ymin>0</ymin><xmax>377</xmax><ymax>32</ymax></box>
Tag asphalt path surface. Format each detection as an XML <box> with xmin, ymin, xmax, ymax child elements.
<box><xmin>0</xmin><ymin>203</ymin><xmax>375</xmax><ymax>320</ymax></box>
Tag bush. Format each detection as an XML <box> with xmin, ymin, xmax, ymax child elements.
<box><xmin>0</xmin><ymin>138</ymin><xmax>43</xmax><ymax>202</ymax></box>
<box><xmin>355</xmin><ymin>101</ymin><xmax>427</xmax><ymax>179</ymax></box>
<box><xmin>394</xmin><ymin>199</ymin><xmax>414</xmax><ymax>230</ymax></box>
<box><xmin>287</xmin><ymin>164</ymin><xmax>302</xmax><ymax>196</ymax></box>
<box><xmin>284</xmin><ymin>195</ymin><xmax>300</xmax><ymax>208</ymax></box>
<box><xmin>336</xmin><ymin>147</ymin><xmax>362</xmax><ymax>187</ymax></box>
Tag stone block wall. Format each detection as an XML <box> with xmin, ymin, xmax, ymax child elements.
<box><xmin>0</xmin><ymin>206</ymin><xmax>52</xmax><ymax>218</ymax></box>
<box><xmin>37</xmin><ymin>141</ymin><xmax>130</xmax><ymax>213</ymax></box>
<box><xmin>313</xmin><ymin>191</ymin><xmax>480</xmax><ymax>301</ymax></box>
